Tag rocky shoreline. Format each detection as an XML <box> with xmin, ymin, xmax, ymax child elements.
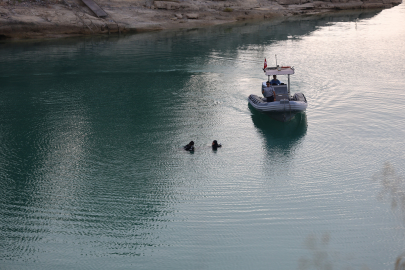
<box><xmin>0</xmin><ymin>0</ymin><xmax>402</xmax><ymax>40</ymax></box>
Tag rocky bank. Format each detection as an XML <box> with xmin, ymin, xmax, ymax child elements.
<box><xmin>0</xmin><ymin>0</ymin><xmax>402</xmax><ymax>39</ymax></box>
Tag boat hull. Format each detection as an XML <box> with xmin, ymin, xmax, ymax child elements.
<box><xmin>248</xmin><ymin>94</ymin><xmax>307</xmax><ymax>122</ymax></box>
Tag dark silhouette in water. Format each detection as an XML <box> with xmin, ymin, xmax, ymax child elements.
<box><xmin>212</xmin><ymin>140</ymin><xmax>222</xmax><ymax>150</ymax></box>
<box><xmin>184</xmin><ymin>141</ymin><xmax>195</xmax><ymax>151</ymax></box>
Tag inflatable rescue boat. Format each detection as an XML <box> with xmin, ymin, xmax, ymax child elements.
<box><xmin>248</xmin><ymin>65</ymin><xmax>307</xmax><ymax>122</ymax></box>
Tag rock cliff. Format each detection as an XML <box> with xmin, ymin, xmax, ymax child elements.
<box><xmin>0</xmin><ymin>0</ymin><xmax>402</xmax><ymax>39</ymax></box>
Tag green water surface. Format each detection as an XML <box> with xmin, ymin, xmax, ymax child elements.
<box><xmin>1</xmin><ymin>6</ymin><xmax>405</xmax><ymax>270</ymax></box>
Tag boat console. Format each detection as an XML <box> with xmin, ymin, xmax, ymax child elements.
<box><xmin>273</xmin><ymin>85</ymin><xmax>290</xmax><ymax>101</ymax></box>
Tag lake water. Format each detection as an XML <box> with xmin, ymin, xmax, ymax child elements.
<box><xmin>1</xmin><ymin>4</ymin><xmax>405</xmax><ymax>270</ymax></box>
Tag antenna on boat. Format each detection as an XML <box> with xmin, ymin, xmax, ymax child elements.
<box><xmin>275</xmin><ymin>54</ymin><xmax>278</xmax><ymax>66</ymax></box>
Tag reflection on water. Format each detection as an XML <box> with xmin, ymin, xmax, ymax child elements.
<box><xmin>372</xmin><ymin>162</ymin><xmax>405</xmax><ymax>220</ymax></box>
<box><xmin>298</xmin><ymin>233</ymin><xmax>333</xmax><ymax>270</ymax></box>
<box><xmin>249</xmin><ymin>108</ymin><xmax>307</xmax><ymax>176</ymax></box>
<box><xmin>373</xmin><ymin>162</ymin><xmax>405</xmax><ymax>270</ymax></box>
<box><xmin>250</xmin><ymin>107</ymin><xmax>307</xmax><ymax>152</ymax></box>
<box><xmin>396</xmin><ymin>253</ymin><xmax>405</xmax><ymax>270</ymax></box>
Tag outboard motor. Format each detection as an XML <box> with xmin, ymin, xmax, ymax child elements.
<box><xmin>293</xmin><ymin>93</ymin><xmax>307</xmax><ymax>102</ymax></box>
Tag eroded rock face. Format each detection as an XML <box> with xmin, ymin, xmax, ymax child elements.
<box><xmin>185</xmin><ymin>13</ymin><xmax>198</xmax><ymax>19</ymax></box>
<box><xmin>0</xmin><ymin>0</ymin><xmax>402</xmax><ymax>39</ymax></box>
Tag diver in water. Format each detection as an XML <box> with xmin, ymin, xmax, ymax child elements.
<box><xmin>212</xmin><ymin>140</ymin><xmax>222</xmax><ymax>150</ymax></box>
<box><xmin>184</xmin><ymin>141</ymin><xmax>195</xmax><ymax>151</ymax></box>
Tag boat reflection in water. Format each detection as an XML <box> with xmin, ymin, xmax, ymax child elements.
<box><xmin>250</xmin><ymin>106</ymin><xmax>307</xmax><ymax>154</ymax></box>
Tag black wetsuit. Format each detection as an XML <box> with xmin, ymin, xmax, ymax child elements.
<box><xmin>184</xmin><ymin>145</ymin><xmax>194</xmax><ymax>151</ymax></box>
<box><xmin>212</xmin><ymin>143</ymin><xmax>221</xmax><ymax>150</ymax></box>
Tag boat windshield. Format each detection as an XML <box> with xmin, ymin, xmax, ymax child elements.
<box><xmin>273</xmin><ymin>85</ymin><xmax>288</xmax><ymax>95</ymax></box>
